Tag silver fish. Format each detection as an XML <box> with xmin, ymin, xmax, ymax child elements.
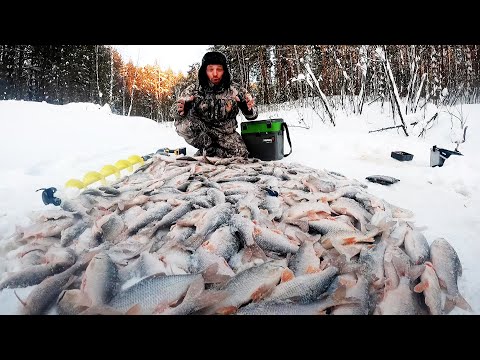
<box><xmin>404</xmin><ymin>228</ymin><xmax>430</xmax><ymax>265</ymax></box>
<box><xmin>375</xmin><ymin>276</ymin><xmax>424</xmax><ymax>315</ymax></box>
<box><xmin>359</xmin><ymin>240</ymin><xmax>387</xmax><ymax>289</ymax></box>
<box><xmin>203</xmin><ymin>260</ymin><xmax>287</xmax><ymax>314</ymax></box>
<box><xmin>265</xmin><ymin>266</ymin><xmax>338</xmax><ymax>303</ymax></box>
<box><xmin>183</xmin><ymin>203</ymin><xmax>234</xmax><ymax>250</ymax></box>
<box><xmin>331</xmin><ymin>275</ymin><xmax>370</xmax><ymax>315</ymax></box>
<box><xmin>189</xmin><ymin>247</ymin><xmax>235</xmax><ymax>277</ymax></box>
<box><xmin>237</xmin><ymin>291</ymin><xmax>356</xmax><ymax>315</ymax></box>
<box><xmin>289</xmin><ymin>237</ymin><xmax>321</xmax><ymax>276</ymax></box>
<box><xmin>0</xmin><ymin>257</ymin><xmax>76</xmax><ymax>291</ymax></box>
<box><xmin>18</xmin><ymin>251</ymin><xmax>97</xmax><ymax>315</ymax></box>
<box><xmin>81</xmin><ymin>252</ymin><xmax>120</xmax><ymax>305</ymax></box>
<box><xmin>430</xmin><ymin>238</ymin><xmax>473</xmax><ymax>313</ymax></box>
<box><xmin>301</xmin><ymin>174</ymin><xmax>336</xmax><ymax>193</ymax></box>
<box><xmin>128</xmin><ymin>202</ymin><xmax>173</xmax><ymax>235</ymax></box>
<box><xmin>118</xmin><ymin>252</ymin><xmax>167</xmax><ymax>283</ymax></box>
<box><xmin>199</xmin><ymin>226</ymin><xmax>240</xmax><ymax>261</ymax></box>
<box><xmin>330</xmin><ymin>197</ymin><xmax>372</xmax><ymax>232</ymax></box>
<box><xmin>60</xmin><ymin>217</ymin><xmax>92</xmax><ymax>247</ymax></box>
<box><xmin>253</xmin><ymin>225</ymin><xmax>300</xmax><ymax>255</ymax></box>
<box><xmin>158</xmin><ymin>276</ymin><xmax>227</xmax><ymax>315</ymax></box>
<box><xmin>109</xmin><ymin>273</ymin><xmax>206</xmax><ymax>315</ymax></box>
<box><xmin>413</xmin><ymin>262</ymin><xmax>443</xmax><ymax>315</ymax></box>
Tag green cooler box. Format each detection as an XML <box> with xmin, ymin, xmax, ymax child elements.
<box><xmin>241</xmin><ymin>118</ymin><xmax>292</xmax><ymax>161</ymax></box>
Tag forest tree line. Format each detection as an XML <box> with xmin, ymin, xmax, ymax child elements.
<box><xmin>1</xmin><ymin>45</ymin><xmax>479</xmax><ymax>122</ymax></box>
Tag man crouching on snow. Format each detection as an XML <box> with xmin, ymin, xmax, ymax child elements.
<box><xmin>170</xmin><ymin>51</ymin><xmax>258</xmax><ymax>158</ymax></box>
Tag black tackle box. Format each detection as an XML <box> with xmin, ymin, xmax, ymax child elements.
<box><xmin>241</xmin><ymin>118</ymin><xmax>292</xmax><ymax>161</ymax></box>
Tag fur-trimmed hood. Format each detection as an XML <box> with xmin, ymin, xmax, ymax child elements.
<box><xmin>198</xmin><ymin>51</ymin><xmax>231</xmax><ymax>91</ymax></box>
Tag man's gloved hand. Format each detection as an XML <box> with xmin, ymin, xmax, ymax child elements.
<box><xmin>235</xmin><ymin>93</ymin><xmax>255</xmax><ymax>111</ymax></box>
<box><xmin>177</xmin><ymin>95</ymin><xmax>195</xmax><ymax>116</ymax></box>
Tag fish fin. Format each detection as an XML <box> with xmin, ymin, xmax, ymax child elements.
<box><xmin>190</xmin><ymin>290</ymin><xmax>230</xmax><ymax>313</ymax></box>
<box><xmin>306</xmin><ymin>210</ymin><xmax>319</xmax><ymax>220</ymax></box>
<box><xmin>391</xmin><ymin>255</ymin><xmax>408</xmax><ymax>277</ymax></box>
<box><xmin>364</xmin><ymin>223</ymin><xmax>378</xmax><ymax>232</ymax></box>
<box><xmin>201</xmin><ymin>263</ymin><xmax>230</xmax><ymax>284</ymax></box>
<box><xmin>288</xmin><ymin>219</ymin><xmax>309</xmax><ymax>233</ymax></box>
<box><xmin>152</xmin><ymin>302</ymin><xmax>172</xmax><ymax>315</ymax></box>
<box><xmin>126</xmin><ymin>304</ymin><xmax>143</xmax><ymax>315</ymax></box>
<box><xmin>332</xmin><ymin>284</ymin><xmax>347</xmax><ymax>302</ymax></box>
<box><xmin>281</xmin><ymin>268</ymin><xmax>295</xmax><ymax>283</ymax></box>
<box><xmin>241</xmin><ymin>246</ymin><xmax>253</xmax><ymax>263</ymax></box>
<box><xmin>455</xmin><ymin>294</ymin><xmax>473</xmax><ymax>313</ymax></box>
<box><xmin>251</xmin><ymin>284</ymin><xmax>275</xmax><ymax>302</ymax></box>
<box><xmin>406</xmin><ymin>221</ymin><xmax>427</xmax><ymax>231</ymax></box>
<box><xmin>215</xmin><ymin>306</ymin><xmax>238</xmax><ymax>315</ymax></box>
<box><xmin>183</xmin><ymin>234</ymin><xmax>205</xmax><ymax>251</ymax></box>
<box><xmin>294</xmin><ymin>230</ymin><xmax>317</xmax><ymax>244</ymax></box>
<box><xmin>413</xmin><ymin>280</ymin><xmax>429</xmax><ymax>293</ymax></box>
<box><xmin>243</xmin><ymin>244</ymin><xmax>268</xmax><ymax>263</ymax></box>
<box><xmin>74</xmin><ymin>291</ymin><xmax>94</xmax><ymax>308</ymax></box>
<box><xmin>444</xmin><ymin>294</ymin><xmax>473</xmax><ymax>313</ymax></box>
<box><xmin>13</xmin><ymin>290</ymin><xmax>27</xmax><ymax>307</ymax></box>
<box><xmin>305</xmin><ymin>265</ymin><xmax>321</xmax><ymax>274</ymax></box>
<box><xmin>443</xmin><ymin>297</ymin><xmax>455</xmax><ymax>314</ymax></box>
<box><xmin>182</xmin><ymin>276</ymin><xmax>205</xmax><ymax>304</ymax></box>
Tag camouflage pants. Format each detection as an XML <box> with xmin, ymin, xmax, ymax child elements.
<box><xmin>175</xmin><ymin>118</ymin><xmax>249</xmax><ymax>158</ymax></box>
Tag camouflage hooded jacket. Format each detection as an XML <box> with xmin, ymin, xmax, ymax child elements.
<box><xmin>170</xmin><ymin>81</ymin><xmax>258</xmax><ymax>135</ymax></box>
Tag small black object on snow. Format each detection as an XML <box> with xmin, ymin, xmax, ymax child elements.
<box><xmin>391</xmin><ymin>151</ymin><xmax>414</xmax><ymax>161</ymax></box>
<box><xmin>365</xmin><ymin>175</ymin><xmax>400</xmax><ymax>186</ymax></box>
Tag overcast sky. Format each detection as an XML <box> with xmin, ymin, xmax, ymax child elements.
<box><xmin>113</xmin><ymin>45</ymin><xmax>210</xmax><ymax>74</ymax></box>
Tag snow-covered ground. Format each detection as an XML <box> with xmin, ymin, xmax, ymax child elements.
<box><xmin>0</xmin><ymin>99</ymin><xmax>477</xmax><ymax>314</ymax></box>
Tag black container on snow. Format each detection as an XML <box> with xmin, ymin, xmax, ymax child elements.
<box><xmin>241</xmin><ymin>119</ymin><xmax>292</xmax><ymax>161</ymax></box>
<box><xmin>391</xmin><ymin>151</ymin><xmax>414</xmax><ymax>161</ymax></box>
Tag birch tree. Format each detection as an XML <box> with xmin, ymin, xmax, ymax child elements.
<box><xmin>378</xmin><ymin>46</ymin><xmax>408</xmax><ymax>136</ymax></box>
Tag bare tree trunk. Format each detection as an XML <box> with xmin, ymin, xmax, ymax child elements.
<box><xmin>405</xmin><ymin>45</ymin><xmax>417</xmax><ymax>114</ymax></box>
<box><xmin>465</xmin><ymin>46</ymin><xmax>473</xmax><ymax>103</ymax></box>
<box><xmin>122</xmin><ymin>77</ymin><xmax>126</xmax><ymax>116</ymax></box>
<box><xmin>413</xmin><ymin>73</ymin><xmax>427</xmax><ymax>112</ymax></box>
<box><xmin>294</xmin><ymin>45</ymin><xmax>304</xmax><ymax>104</ymax></box>
<box><xmin>382</xmin><ymin>46</ymin><xmax>408</xmax><ymax>136</ymax></box>
<box><xmin>109</xmin><ymin>46</ymin><xmax>113</xmax><ymax>105</ymax></box>
<box><xmin>128</xmin><ymin>73</ymin><xmax>136</xmax><ymax>116</ymax></box>
<box><xmin>95</xmin><ymin>45</ymin><xmax>102</xmax><ymax>105</ymax></box>
<box><xmin>236</xmin><ymin>46</ymin><xmax>245</xmax><ymax>88</ymax></box>
<box><xmin>357</xmin><ymin>45</ymin><xmax>368</xmax><ymax>114</ymax></box>
<box><xmin>301</xmin><ymin>59</ymin><xmax>335</xmax><ymax>126</ymax></box>
<box><xmin>333</xmin><ymin>47</ymin><xmax>355</xmax><ymax>113</ymax></box>
<box><xmin>128</xmin><ymin>53</ymin><xmax>140</xmax><ymax>117</ymax></box>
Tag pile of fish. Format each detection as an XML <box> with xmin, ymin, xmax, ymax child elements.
<box><xmin>0</xmin><ymin>154</ymin><xmax>473</xmax><ymax>315</ymax></box>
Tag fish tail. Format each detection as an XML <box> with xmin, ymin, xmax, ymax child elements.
<box><xmin>444</xmin><ymin>293</ymin><xmax>473</xmax><ymax>314</ymax></box>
